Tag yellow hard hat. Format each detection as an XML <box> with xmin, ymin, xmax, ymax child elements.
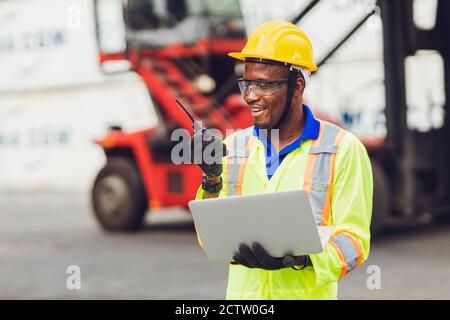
<box><xmin>228</xmin><ymin>20</ymin><xmax>317</xmax><ymax>72</ymax></box>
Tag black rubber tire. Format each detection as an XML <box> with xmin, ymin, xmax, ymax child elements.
<box><xmin>371</xmin><ymin>160</ymin><xmax>391</xmax><ymax>235</ymax></box>
<box><xmin>92</xmin><ymin>157</ymin><xmax>148</xmax><ymax>231</ymax></box>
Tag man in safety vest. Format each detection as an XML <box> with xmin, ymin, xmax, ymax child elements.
<box><xmin>191</xmin><ymin>20</ymin><xmax>373</xmax><ymax>300</ymax></box>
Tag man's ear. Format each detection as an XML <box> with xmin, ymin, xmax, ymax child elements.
<box><xmin>293</xmin><ymin>76</ymin><xmax>305</xmax><ymax>97</ymax></box>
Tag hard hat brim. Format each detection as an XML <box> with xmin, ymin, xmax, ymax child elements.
<box><xmin>228</xmin><ymin>52</ymin><xmax>318</xmax><ymax>72</ymax></box>
<box><xmin>228</xmin><ymin>52</ymin><xmax>247</xmax><ymax>61</ymax></box>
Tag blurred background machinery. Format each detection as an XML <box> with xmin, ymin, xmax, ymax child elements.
<box><xmin>92</xmin><ymin>0</ymin><xmax>253</xmax><ymax>231</ymax></box>
<box><xmin>1</xmin><ymin>0</ymin><xmax>449</xmax><ymax>236</ymax></box>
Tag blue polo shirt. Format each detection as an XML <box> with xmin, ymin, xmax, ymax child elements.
<box><xmin>253</xmin><ymin>104</ymin><xmax>320</xmax><ymax>180</ymax></box>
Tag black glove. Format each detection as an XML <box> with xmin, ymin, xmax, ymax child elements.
<box><xmin>232</xmin><ymin>242</ymin><xmax>307</xmax><ymax>270</ymax></box>
<box><xmin>189</xmin><ymin>130</ymin><xmax>227</xmax><ymax>177</ymax></box>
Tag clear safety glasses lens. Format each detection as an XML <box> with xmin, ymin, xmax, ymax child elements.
<box><xmin>237</xmin><ymin>78</ymin><xmax>289</xmax><ymax>96</ymax></box>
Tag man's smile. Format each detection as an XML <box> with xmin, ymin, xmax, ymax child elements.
<box><xmin>250</xmin><ymin>105</ymin><xmax>268</xmax><ymax>116</ymax></box>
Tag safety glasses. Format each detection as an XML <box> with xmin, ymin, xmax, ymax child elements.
<box><xmin>237</xmin><ymin>78</ymin><xmax>289</xmax><ymax>96</ymax></box>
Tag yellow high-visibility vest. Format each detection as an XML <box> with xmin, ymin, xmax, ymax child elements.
<box><xmin>195</xmin><ymin>120</ymin><xmax>373</xmax><ymax>300</ymax></box>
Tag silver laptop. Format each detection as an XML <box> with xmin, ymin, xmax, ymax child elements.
<box><xmin>188</xmin><ymin>190</ymin><xmax>334</xmax><ymax>263</ymax></box>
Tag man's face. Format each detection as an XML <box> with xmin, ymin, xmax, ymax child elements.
<box><xmin>242</xmin><ymin>63</ymin><xmax>289</xmax><ymax>129</ymax></box>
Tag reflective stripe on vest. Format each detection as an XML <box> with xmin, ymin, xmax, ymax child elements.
<box><xmin>303</xmin><ymin>121</ymin><xmax>364</xmax><ymax>278</ymax></box>
<box><xmin>329</xmin><ymin>231</ymin><xmax>364</xmax><ymax>278</ymax></box>
<box><xmin>226</xmin><ymin>128</ymin><xmax>256</xmax><ymax>196</ymax></box>
<box><xmin>303</xmin><ymin>121</ymin><xmax>346</xmax><ymax>226</ymax></box>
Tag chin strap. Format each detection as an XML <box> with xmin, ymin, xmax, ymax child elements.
<box><xmin>273</xmin><ymin>66</ymin><xmax>299</xmax><ymax>129</ymax></box>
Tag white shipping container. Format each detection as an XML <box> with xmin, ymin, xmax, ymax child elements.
<box><xmin>0</xmin><ymin>0</ymin><xmax>158</xmax><ymax>191</ymax></box>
